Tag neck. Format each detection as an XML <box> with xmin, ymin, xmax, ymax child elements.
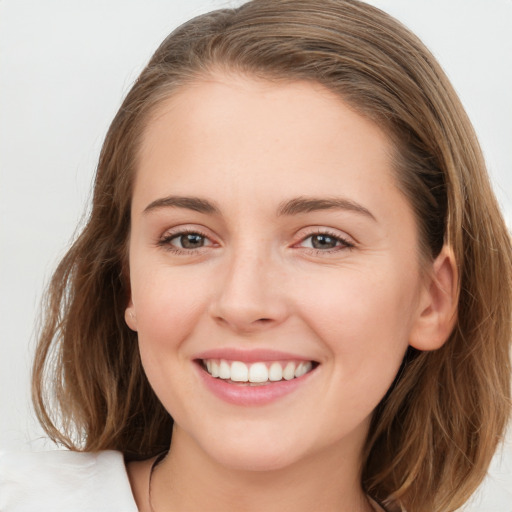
<box><xmin>149</xmin><ymin>425</ymin><xmax>373</xmax><ymax>512</ymax></box>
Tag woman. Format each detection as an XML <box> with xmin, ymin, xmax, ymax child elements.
<box><xmin>1</xmin><ymin>1</ymin><xmax>510</xmax><ymax>511</ymax></box>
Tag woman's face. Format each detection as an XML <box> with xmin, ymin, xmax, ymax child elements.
<box><xmin>126</xmin><ymin>73</ymin><xmax>431</xmax><ymax>471</ymax></box>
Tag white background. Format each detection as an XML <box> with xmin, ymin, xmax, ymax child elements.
<box><xmin>1</xmin><ymin>1</ymin><xmax>511</xmax><ymax>510</ymax></box>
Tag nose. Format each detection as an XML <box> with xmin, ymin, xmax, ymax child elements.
<box><xmin>209</xmin><ymin>248</ymin><xmax>290</xmax><ymax>334</ymax></box>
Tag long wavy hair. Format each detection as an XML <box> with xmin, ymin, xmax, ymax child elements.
<box><xmin>32</xmin><ymin>1</ymin><xmax>512</xmax><ymax>511</ymax></box>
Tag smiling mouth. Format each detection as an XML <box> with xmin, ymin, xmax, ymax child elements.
<box><xmin>199</xmin><ymin>359</ymin><xmax>318</xmax><ymax>385</ymax></box>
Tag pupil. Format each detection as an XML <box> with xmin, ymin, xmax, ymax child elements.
<box><xmin>181</xmin><ymin>234</ymin><xmax>204</xmax><ymax>248</ymax></box>
<box><xmin>312</xmin><ymin>234</ymin><xmax>337</xmax><ymax>249</ymax></box>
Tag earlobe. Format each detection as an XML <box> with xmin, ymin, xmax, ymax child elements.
<box><xmin>409</xmin><ymin>246</ymin><xmax>458</xmax><ymax>351</ymax></box>
<box><xmin>125</xmin><ymin>301</ymin><xmax>138</xmax><ymax>331</ymax></box>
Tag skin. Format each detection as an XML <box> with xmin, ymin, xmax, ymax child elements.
<box><xmin>125</xmin><ymin>73</ymin><xmax>457</xmax><ymax>512</ymax></box>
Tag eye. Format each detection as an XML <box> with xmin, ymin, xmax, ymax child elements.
<box><xmin>157</xmin><ymin>229</ymin><xmax>215</xmax><ymax>253</ymax></box>
<box><xmin>298</xmin><ymin>231</ymin><xmax>354</xmax><ymax>251</ymax></box>
<box><xmin>171</xmin><ymin>233</ymin><xmax>209</xmax><ymax>249</ymax></box>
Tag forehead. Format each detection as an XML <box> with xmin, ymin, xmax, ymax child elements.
<box><xmin>140</xmin><ymin>73</ymin><xmax>391</xmax><ymax>153</ymax></box>
<box><xmin>134</xmin><ymin>74</ymin><xmax>398</xmax><ymax>210</ymax></box>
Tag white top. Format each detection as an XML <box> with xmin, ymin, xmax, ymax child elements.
<box><xmin>0</xmin><ymin>449</ymin><xmax>393</xmax><ymax>512</ymax></box>
<box><xmin>0</xmin><ymin>450</ymin><xmax>138</xmax><ymax>511</ymax></box>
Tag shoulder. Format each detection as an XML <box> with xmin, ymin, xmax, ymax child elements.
<box><xmin>0</xmin><ymin>449</ymin><xmax>138</xmax><ymax>512</ymax></box>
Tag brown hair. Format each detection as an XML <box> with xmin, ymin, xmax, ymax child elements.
<box><xmin>33</xmin><ymin>1</ymin><xmax>512</xmax><ymax>510</ymax></box>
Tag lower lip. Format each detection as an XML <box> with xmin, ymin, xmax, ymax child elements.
<box><xmin>196</xmin><ymin>363</ymin><xmax>316</xmax><ymax>406</ymax></box>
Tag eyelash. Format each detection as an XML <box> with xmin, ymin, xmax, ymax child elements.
<box><xmin>157</xmin><ymin>228</ymin><xmax>213</xmax><ymax>254</ymax></box>
<box><xmin>156</xmin><ymin>228</ymin><xmax>355</xmax><ymax>255</ymax></box>
<box><xmin>299</xmin><ymin>229</ymin><xmax>355</xmax><ymax>254</ymax></box>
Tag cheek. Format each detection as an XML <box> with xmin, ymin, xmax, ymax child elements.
<box><xmin>131</xmin><ymin>270</ymin><xmax>208</xmax><ymax>415</ymax></box>
<box><xmin>131</xmin><ymin>267</ymin><xmax>209</xmax><ymax>356</ymax></box>
<box><xmin>300</xmin><ymin>265</ymin><xmax>418</xmax><ymax>370</ymax></box>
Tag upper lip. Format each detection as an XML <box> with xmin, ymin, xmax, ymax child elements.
<box><xmin>194</xmin><ymin>348</ymin><xmax>317</xmax><ymax>363</ymax></box>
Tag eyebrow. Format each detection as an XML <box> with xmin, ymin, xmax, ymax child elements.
<box><xmin>143</xmin><ymin>194</ymin><xmax>375</xmax><ymax>221</ymax></box>
<box><xmin>143</xmin><ymin>196</ymin><xmax>220</xmax><ymax>215</ymax></box>
<box><xmin>277</xmin><ymin>196</ymin><xmax>376</xmax><ymax>220</ymax></box>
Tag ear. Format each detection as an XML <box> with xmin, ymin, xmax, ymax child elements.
<box><xmin>409</xmin><ymin>246</ymin><xmax>458</xmax><ymax>351</ymax></box>
<box><xmin>125</xmin><ymin>300</ymin><xmax>138</xmax><ymax>332</ymax></box>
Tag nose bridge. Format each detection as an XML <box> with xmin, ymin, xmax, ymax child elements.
<box><xmin>210</xmin><ymin>240</ymin><xmax>288</xmax><ymax>331</ymax></box>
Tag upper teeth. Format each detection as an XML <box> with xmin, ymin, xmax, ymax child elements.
<box><xmin>204</xmin><ymin>359</ymin><xmax>313</xmax><ymax>383</ymax></box>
